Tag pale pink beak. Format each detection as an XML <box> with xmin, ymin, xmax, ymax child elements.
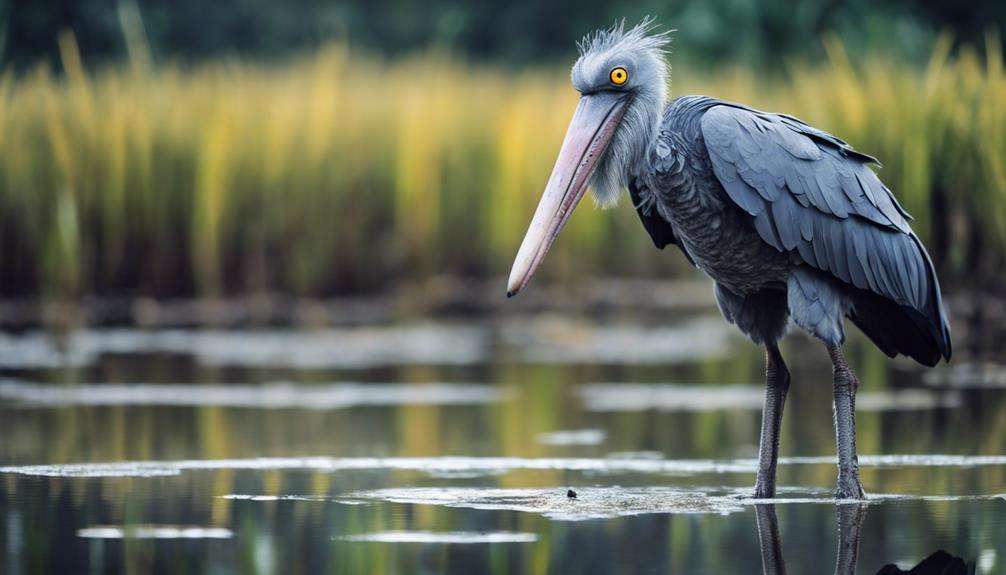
<box><xmin>506</xmin><ymin>91</ymin><xmax>629</xmax><ymax>297</ymax></box>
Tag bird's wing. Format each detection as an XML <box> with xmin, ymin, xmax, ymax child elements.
<box><xmin>629</xmin><ymin>173</ymin><xmax>696</xmax><ymax>265</ymax></box>
<box><xmin>699</xmin><ymin>103</ymin><xmax>951</xmax><ymax>362</ymax></box>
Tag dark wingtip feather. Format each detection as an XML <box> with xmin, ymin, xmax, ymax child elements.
<box><xmin>909</xmin><ymin>234</ymin><xmax>953</xmax><ymax>363</ymax></box>
<box><xmin>847</xmin><ymin>290</ymin><xmax>945</xmax><ymax>367</ymax></box>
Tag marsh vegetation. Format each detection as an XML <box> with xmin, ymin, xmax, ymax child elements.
<box><xmin>1</xmin><ymin>34</ymin><xmax>1004</xmax><ymax>301</ymax></box>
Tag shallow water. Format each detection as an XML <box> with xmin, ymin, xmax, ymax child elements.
<box><xmin>0</xmin><ymin>309</ymin><xmax>1004</xmax><ymax>573</ymax></box>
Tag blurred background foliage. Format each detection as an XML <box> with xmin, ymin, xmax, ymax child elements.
<box><xmin>3</xmin><ymin>0</ymin><xmax>1005</xmax><ymax>69</ymax></box>
<box><xmin>0</xmin><ymin>1</ymin><xmax>1004</xmax><ymax>300</ymax></box>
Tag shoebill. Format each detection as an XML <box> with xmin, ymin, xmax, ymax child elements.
<box><xmin>505</xmin><ymin>21</ymin><xmax>951</xmax><ymax>499</ymax></box>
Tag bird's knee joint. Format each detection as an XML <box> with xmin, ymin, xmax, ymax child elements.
<box><xmin>833</xmin><ymin>366</ymin><xmax>857</xmax><ymax>387</ymax></box>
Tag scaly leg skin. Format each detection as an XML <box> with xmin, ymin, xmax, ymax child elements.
<box><xmin>754</xmin><ymin>344</ymin><xmax>791</xmax><ymax>499</ymax></box>
<box><xmin>755</xmin><ymin>504</ymin><xmax>787</xmax><ymax>575</ymax></box>
<box><xmin>834</xmin><ymin>503</ymin><xmax>867</xmax><ymax>575</ymax></box>
<box><xmin>827</xmin><ymin>345</ymin><xmax>866</xmax><ymax>500</ymax></box>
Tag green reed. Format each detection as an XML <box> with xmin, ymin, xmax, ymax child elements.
<box><xmin>1</xmin><ymin>34</ymin><xmax>1003</xmax><ymax>299</ymax></box>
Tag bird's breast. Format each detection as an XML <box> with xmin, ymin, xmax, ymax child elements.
<box><xmin>651</xmin><ymin>175</ymin><xmax>790</xmax><ymax>295</ymax></box>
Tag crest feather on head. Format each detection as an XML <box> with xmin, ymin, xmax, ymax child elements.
<box><xmin>576</xmin><ymin>17</ymin><xmax>671</xmax><ymax>60</ymax></box>
<box><xmin>574</xmin><ymin>18</ymin><xmax>673</xmax><ymax>208</ymax></box>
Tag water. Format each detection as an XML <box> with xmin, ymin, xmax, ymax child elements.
<box><xmin>0</xmin><ymin>307</ymin><xmax>1004</xmax><ymax>574</ymax></box>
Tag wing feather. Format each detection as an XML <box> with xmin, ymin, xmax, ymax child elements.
<box><xmin>699</xmin><ymin>103</ymin><xmax>950</xmax><ymax>362</ymax></box>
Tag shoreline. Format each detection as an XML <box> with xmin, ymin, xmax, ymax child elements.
<box><xmin>0</xmin><ymin>276</ymin><xmax>718</xmax><ymax>330</ymax></box>
<box><xmin>1</xmin><ymin>276</ymin><xmax>1002</xmax><ymax>360</ymax></box>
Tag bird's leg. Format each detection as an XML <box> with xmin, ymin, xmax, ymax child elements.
<box><xmin>827</xmin><ymin>345</ymin><xmax>866</xmax><ymax>499</ymax></box>
<box><xmin>833</xmin><ymin>503</ymin><xmax>867</xmax><ymax>575</ymax></box>
<box><xmin>755</xmin><ymin>504</ymin><xmax>787</xmax><ymax>575</ymax></box>
<box><xmin>754</xmin><ymin>343</ymin><xmax>790</xmax><ymax>498</ymax></box>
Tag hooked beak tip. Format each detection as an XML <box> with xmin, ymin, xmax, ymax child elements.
<box><xmin>506</xmin><ymin>289</ymin><xmax>515</xmax><ymax>299</ymax></box>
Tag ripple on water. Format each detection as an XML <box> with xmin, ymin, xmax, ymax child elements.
<box><xmin>214</xmin><ymin>484</ymin><xmax>1005</xmax><ymax>521</ymax></box>
<box><xmin>0</xmin><ymin>380</ymin><xmax>509</xmax><ymax>409</ymax></box>
<box><xmin>924</xmin><ymin>362</ymin><xmax>1006</xmax><ymax>389</ymax></box>
<box><xmin>5</xmin><ymin>454</ymin><xmax>1006</xmax><ymax>478</ymax></box>
<box><xmin>343</xmin><ymin>486</ymin><xmax>1006</xmax><ymax>520</ymax></box>
<box><xmin>535</xmin><ymin>429</ymin><xmax>607</xmax><ymax>446</ymax></box>
<box><xmin>0</xmin><ymin>325</ymin><xmax>488</xmax><ymax>369</ymax></box>
<box><xmin>342</xmin><ymin>487</ymin><xmax>747</xmax><ymax>520</ymax></box>
<box><xmin>0</xmin><ymin>317</ymin><xmax>732</xmax><ymax>370</ymax></box>
<box><xmin>579</xmin><ymin>384</ymin><xmax>962</xmax><ymax>412</ymax></box>
<box><xmin>501</xmin><ymin>317</ymin><xmax>731</xmax><ymax>364</ymax></box>
<box><xmin>77</xmin><ymin>526</ymin><xmax>233</xmax><ymax>539</ymax></box>
<box><xmin>338</xmin><ymin>531</ymin><xmax>539</xmax><ymax>543</ymax></box>
<box><xmin>222</xmin><ymin>494</ymin><xmax>329</xmax><ymax>501</ymax></box>
<box><xmin>0</xmin><ymin>456</ymin><xmax>756</xmax><ymax>478</ymax></box>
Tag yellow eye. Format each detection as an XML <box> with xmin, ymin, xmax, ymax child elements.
<box><xmin>609</xmin><ymin>67</ymin><xmax>628</xmax><ymax>86</ymax></box>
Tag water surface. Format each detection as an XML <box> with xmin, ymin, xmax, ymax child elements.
<box><xmin>1</xmin><ymin>309</ymin><xmax>1003</xmax><ymax>573</ymax></box>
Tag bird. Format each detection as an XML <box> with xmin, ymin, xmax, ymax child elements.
<box><xmin>505</xmin><ymin>20</ymin><xmax>951</xmax><ymax>499</ymax></box>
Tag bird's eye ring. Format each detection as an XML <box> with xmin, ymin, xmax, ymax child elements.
<box><xmin>609</xmin><ymin>67</ymin><xmax>628</xmax><ymax>86</ymax></box>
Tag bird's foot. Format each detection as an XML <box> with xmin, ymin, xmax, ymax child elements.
<box><xmin>753</xmin><ymin>474</ymin><xmax>776</xmax><ymax>499</ymax></box>
<box><xmin>834</xmin><ymin>475</ymin><xmax>866</xmax><ymax>500</ymax></box>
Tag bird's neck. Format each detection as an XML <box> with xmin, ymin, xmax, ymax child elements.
<box><xmin>592</xmin><ymin>89</ymin><xmax>666</xmax><ymax>206</ymax></box>
<box><xmin>629</xmin><ymin>94</ymin><xmax>668</xmax><ymax>179</ymax></box>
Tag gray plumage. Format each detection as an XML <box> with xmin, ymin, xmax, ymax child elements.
<box><xmin>516</xmin><ymin>21</ymin><xmax>955</xmax><ymax>499</ymax></box>
<box><xmin>576</xmin><ymin>22</ymin><xmax>951</xmax><ymax>367</ymax></box>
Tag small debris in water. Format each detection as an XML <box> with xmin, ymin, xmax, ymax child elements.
<box><xmin>567</xmin><ymin>489</ymin><xmax>577</xmax><ymax>499</ymax></box>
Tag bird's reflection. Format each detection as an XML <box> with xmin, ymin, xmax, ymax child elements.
<box><xmin>755</xmin><ymin>503</ymin><xmax>788</xmax><ymax>574</ymax></box>
<box><xmin>754</xmin><ymin>504</ymin><xmax>975</xmax><ymax>575</ymax></box>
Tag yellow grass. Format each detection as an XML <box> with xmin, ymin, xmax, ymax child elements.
<box><xmin>1</xmin><ymin>35</ymin><xmax>1003</xmax><ymax>298</ymax></box>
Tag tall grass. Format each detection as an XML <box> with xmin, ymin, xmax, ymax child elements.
<box><xmin>1</xmin><ymin>34</ymin><xmax>1003</xmax><ymax>300</ymax></box>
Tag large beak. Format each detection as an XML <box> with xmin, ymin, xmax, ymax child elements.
<box><xmin>506</xmin><ymin>91</ymin><xmax>629</xmax><ymax>297</ymax></box>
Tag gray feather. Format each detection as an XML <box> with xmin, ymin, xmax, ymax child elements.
<box><xmin>694</xmin><ymin>98</ymin><xmax>950</xmax><ymax>361</ymax></box>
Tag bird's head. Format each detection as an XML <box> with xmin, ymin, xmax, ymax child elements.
<box><xmin>507</xmin><ymin>20</ymin><xmax>670</xmax><ymax>297</ymax></box>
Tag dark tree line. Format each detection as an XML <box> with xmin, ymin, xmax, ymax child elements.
<box><xmin>2</xmin><ymin>0</ymin><xmax>1004</xmax><ymax>70</ymax></box>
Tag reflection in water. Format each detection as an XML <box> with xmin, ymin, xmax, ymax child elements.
<box><xmin>876</xmin><ymin>551</ymin><xmax>977</xmax><ymax>574</ymax></box>
<box><xmin>755</xmin><ymin>504</ymin><xmax>787</xmax><ymax>574</ymax></box>
<box><xmin>835</xmin><ymin>504</ymin><xmax>867</xmax><ymax>574</ymax></box>
<box><xmin>756</xmin><ymin>504</ymin><xmax>976</xmax><ymax>575</ymax></box>
<box><xmin>755</xmin><ymin>504</ymin><xmax>867</xmax><ymax>574</ymax></box>
<box><xmin>0</xmin><ymin>316</ymin><xmax>1003</xmax><ymax>573</ymax></box>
